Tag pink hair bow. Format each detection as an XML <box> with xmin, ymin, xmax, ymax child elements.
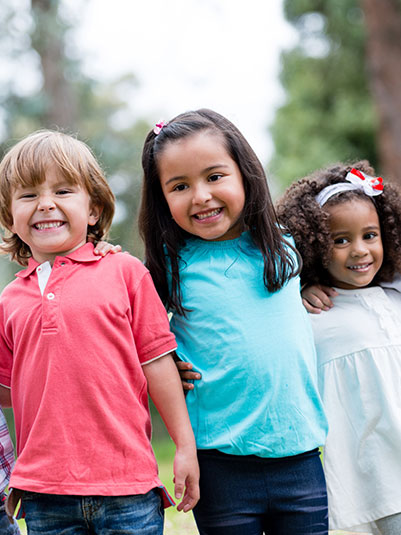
<box><xmin>346</xmin><ymin>168</ymin><xmax>383</xmax><ymax>196</ymax></box>
<box><xmin>153</xmin><ymin>121</ymin><xmax>166</xmax><ymax>135</ymax></box>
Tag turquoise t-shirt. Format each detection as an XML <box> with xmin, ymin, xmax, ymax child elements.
<box><xmin>169</xmin><ymin>232</ymin><xmax>328</xmax><ymax>457</ymax></box>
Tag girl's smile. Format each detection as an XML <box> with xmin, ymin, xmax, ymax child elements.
<box><xmin>325</xmin><ymin>199</ymin><xmax>384</xmax><ymax>290</ymax></box>
<box><xmin>158</xmin><ymin>131</ymin><xmax>245</xmax><ymax>241</ymax></box>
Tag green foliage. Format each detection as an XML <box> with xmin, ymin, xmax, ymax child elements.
<box><xmin>270</xmin><ymin>0</ymin><xmax>378</xmax><ymax>189</ymax></box>
<box><xmin>0</xmin><ymin>0</ymin><xmax>149</xmax><ymax>282</ymax></box>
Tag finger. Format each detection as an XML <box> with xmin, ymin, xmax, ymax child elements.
<box><xmin>183</xmin><ymin>381</ymin><xmax>194</xmax><ymax>391</ymax></box>
<box><xmin>302</xmin><ymin>298</ymin><xmax>322</xmax><ymax>314</ymax></box>
<box><xmin>180</xmin><ymin>371</ymin><xmax>201</xmax><ymax>381</ymax></box>
<box><xmin>176</xmin><ymin>479</ymin><xmax>200</xmax><ymax>512</ymax></box>
<box><xmin>176</xmin><ymin>361</ymin><xmax>193</xmax><ymax>371</ymax></box>
<box><xmin>174</xmin><ymin>476</ymin><xmax>185</xmax><ymax>502</ymax></box>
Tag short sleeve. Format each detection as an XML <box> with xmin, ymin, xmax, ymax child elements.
<box><xmin>130</xmin><ymin>272</ymin><xmax>177</xmax><ymax>364</ymax></box>
<box><xmin>0</xmin><ymin>303</ymin><xmax>13</xmax><ymax>388</ymax></box>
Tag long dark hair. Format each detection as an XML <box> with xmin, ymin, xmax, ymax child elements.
<box><xmin>139</xmin><ymin>108</ymin><xmax>300</xmax><ymax>314</ymax></box>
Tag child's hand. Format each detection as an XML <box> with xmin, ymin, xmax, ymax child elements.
<box><xmin>301</xmin><ymin>284</ymin><xmax>338</xmax><ymax>314</ymax></box>
<box><xmin>93</xmin><ymin>241</ymin><xmax>122</xmax><ymax>256</ymax></box>
<box><xmin>173</xmin><ymin>446</ymin><xmax>200</xmax><ymax>512</ymax></box>
<box><xmin>174</xmin><ymin>358</ymin><xmax>201</xmax><ymax>391</ymax></box>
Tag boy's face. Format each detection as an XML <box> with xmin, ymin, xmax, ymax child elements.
<box><xmin>10</xmin><ymin>164</ymin><xmax>100</xmax><ymax>265</ymax></box>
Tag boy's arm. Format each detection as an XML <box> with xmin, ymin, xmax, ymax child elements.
<box><xmin>143</xmin><ymin>353</ymin><xmax>199</xmax><ymax>512</ymax></box>
<box><xmin>301</xmin><ymin>284</ymin><xmax>338</xmax><ymax>314</ymax></box>
<box><xmin>0</xmin><ymin>385</ymin><xmax>11</xmax><ymax>407</ymax></box>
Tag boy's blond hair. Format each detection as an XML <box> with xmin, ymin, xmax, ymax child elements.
<box><xmin>0</xmin><ymin>130</ymin><xmax>115</xmax><ymax>266</ymax></box>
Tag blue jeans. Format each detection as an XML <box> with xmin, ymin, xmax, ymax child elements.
<box><xmin>194</xmin><ymin>448</ymin><xmax>328</xmax><ymax>535</ymax></box>
<box><xmin>0</xmin><ymin>494</ymin><xmax>21</xmax><ymax>534</ymax></box>
<box><xmin>22</xmin><ymin>489</ymin><xmax>164</xmax><ymax>535</ymax></box>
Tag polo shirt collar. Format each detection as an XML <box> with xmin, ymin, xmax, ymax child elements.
<box><xmin>16</xmin><ymin>242</ymin><xmax>102</xmax><ymax>279</ymax></box>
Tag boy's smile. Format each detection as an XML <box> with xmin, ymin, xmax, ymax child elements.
<box><xmin>10</xmin><ymin>164</ymin><xmax>100</xmax><ymax>264</ymax></box>
<box><xmin>325</xmin><ymin>199</ymin><xmax>383</xmax><ymax>290</ymax></box>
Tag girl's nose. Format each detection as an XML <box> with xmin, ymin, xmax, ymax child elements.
<box><xmin>192</xmin><ymin>184</ymin><xmax>212</xmax><ymax>205</ymax></box>
<box><xmin>350</xmin><ymin>241</ymin><xmax>368</xmax><ymax>257</ymax></box>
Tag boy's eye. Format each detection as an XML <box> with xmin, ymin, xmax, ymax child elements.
<box><xmin>19</xmin><ymin>192</ymin><xmax>36</xmax><ymax>199</ymax></box>
<box><xmin>56</xmin><ymin>189</ymin><xmax>72</xmax><ymax>195</ymax></box>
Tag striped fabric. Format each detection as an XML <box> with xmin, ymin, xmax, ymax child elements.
<box><xmin>0</xmin><ymin>409</ymin><xmax>14</xmax><ymax>493</ymax></box>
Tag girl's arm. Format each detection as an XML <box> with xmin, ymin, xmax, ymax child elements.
<box><xmin>174</xmin><ymin>354</ymin><xmax>201</xmax><ymax>391</ymax></box>
<box><xmin>301</xmin><ymin>284</ymin><xmax>338</xmax><ymax>314</ymax></box>
<box><xmin>143</xmin><ymin>353</ymin><xmax>200</xmax><ymax>512</ymax></box>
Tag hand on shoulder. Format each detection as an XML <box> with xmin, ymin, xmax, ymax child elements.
<box><xmin>301</xmin><ymin>284</ymin><xmax>338</xmax><ymax>314</ymax></box>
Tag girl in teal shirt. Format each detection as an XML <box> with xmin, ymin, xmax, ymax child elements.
<box><xmin>139</xmin><ymin>109</ymin><xmax>328</xmax><ymax>535</ymax></box>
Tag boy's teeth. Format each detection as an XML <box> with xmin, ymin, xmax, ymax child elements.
<box><xmin>195</xmin><ymin>209</ymin><xmax>221</xmax><ymax>220</ymax></box>
<box><xmin>35</xmin><ymin>222</ymin><xmax>63</xmax><ymax>230</ymax></box>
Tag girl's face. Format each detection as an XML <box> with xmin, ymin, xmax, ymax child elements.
<box><xmin>158</xmin><ymin>131</ymin><xmax>245</xmax><ymax>241</ymax></box>
<box><xmin>325</xmin><ymin>199</ymin><xmax>383</xmax><ymax>290</ymax></box>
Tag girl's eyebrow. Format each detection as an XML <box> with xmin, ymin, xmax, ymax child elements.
<box><xmin>331</xmin><ymin>224</ymin><xmax>380</xmax><ymax>237</ymax></box>
<box><xmin>164</xmin><ymin>164</ymin><xmax>230</xmax><ymax>186</ymax></box>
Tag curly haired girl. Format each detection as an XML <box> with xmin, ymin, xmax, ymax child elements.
<box><xmin>277</xmin><ymin>161</ymin><xmax>401</xmax><ymax>535</ymax></box>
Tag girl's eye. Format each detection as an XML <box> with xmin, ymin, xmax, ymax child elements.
<box><xmin>364</xmin><ymin>232</ymin><xmax>377</xmax><ymax>240</ymax></box>
<box><xmin>20</xmin><ymin>193</ymin><xmax>36</xmax><ymax>199</ymax></box>
<box><xmin>333</xmin><ymin>237</ymin><xmax>348</xmax><ymax>245</ymax></box>
<box><xmin>172</xmin><ymin>184</ymin><xmax>187</xmax><ymax>192</ymax></box>
<box><xmin>208</xmin><ymin>174</ymin><xmax>223</xmax><ymax>182</ymax></box>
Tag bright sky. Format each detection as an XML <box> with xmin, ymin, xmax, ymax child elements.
<box><xmin>72</xmin><ymin>0</ymin><xmax>297</xmax><ymax>164</ymax></box>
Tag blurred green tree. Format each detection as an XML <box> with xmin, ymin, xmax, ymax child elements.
<box><xmin>270</xmin><ymin>0</ymin><xmax>401</xmax><ymax>189</ymax></box>
<box><xmin>0</xmin><ymin>0</ymin><xmax>148</xmax><ymax>290</ymax></box>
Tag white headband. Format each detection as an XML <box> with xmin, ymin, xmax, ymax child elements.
<box><xmin>315</xmin><ymin>168</ymin><xmax>384</xmax><ymax>207</ymax></box>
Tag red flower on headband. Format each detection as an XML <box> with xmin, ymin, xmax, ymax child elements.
<box><xmin>346</xmin><ymin>168</ymin><xmax>384</xmax><ymax>194</ymax></box>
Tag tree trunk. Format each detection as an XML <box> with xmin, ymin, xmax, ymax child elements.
<box><xmin>30</xmin><ymin>0</ymin><xmax>77</xmax><ymax>130</ymax></box>
<box><xmin>361</xmin><ymin>0</ymin><xmax>401</xmax><ymax>185</ymax></box>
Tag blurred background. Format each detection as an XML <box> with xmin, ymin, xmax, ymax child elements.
<box><xmin>1</xmin><ymin>0</ymin><xmax>401</xmax><ymax>531</ymax></box>
<box><xmin>1</xmin><ymin>0</ymin><xmax>401</xmax><ymax>286</ymax></box>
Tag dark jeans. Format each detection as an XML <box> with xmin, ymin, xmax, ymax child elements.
<box><xmin>22</xmin><ymin>489</ymin><xmax>164</xmax><ymax>535</ymax></box>
<box><xmin>194</xmin><ymin>448</ymin><xmax>328</xmax><ymax>535</ymax></box>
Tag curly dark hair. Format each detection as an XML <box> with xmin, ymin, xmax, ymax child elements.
<box><xmin>276</xmin><ymin>160</ymin><xmax>401</xmax><ymax>287</ymax></box>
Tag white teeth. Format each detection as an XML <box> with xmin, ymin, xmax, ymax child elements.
<box><xmin>348</xmin><ymin>264</ymin><xmax>370</xmax><ymax>270</ymax></box>
<box><xmin>195</xmin><ymin>209</ymin><xmax>221</xmax><ymax>220</ymax></box>
<box><xmin>34</xmin><ymin>222</ymin><xmax>63</xmax><ymax>230</ymax></box>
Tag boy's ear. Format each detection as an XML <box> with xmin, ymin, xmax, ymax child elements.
<box><xmin>88</xmin><ymin>205</ymin><xmax>102</xmax><ymax>226</ymax></box>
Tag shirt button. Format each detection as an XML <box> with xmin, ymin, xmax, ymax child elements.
<box><xmin>37</xmin><ymin>266</ymin><xmax>42</xmax><ymax>272</ymax></box>
<box><xmin>47</xmin><ymin>292</ymin><xmax>55</xmax><ymax>300</ymax></box>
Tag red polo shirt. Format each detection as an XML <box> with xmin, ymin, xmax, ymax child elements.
<box><xmin>0</xmin><ymin>243</ymin><xmax>176</xmax><ymax>499</ymax></box>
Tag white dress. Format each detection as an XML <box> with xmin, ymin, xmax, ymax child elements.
<box><xmin>310</xmin><ymin>282</ymin><xmax>401</xmax><ymax>534</ymax></box>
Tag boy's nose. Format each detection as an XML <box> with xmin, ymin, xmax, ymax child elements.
<box><xmin>37</xmin><ymin>196</ymin><xmax>56</xmax><ymax>211</ymax></box>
